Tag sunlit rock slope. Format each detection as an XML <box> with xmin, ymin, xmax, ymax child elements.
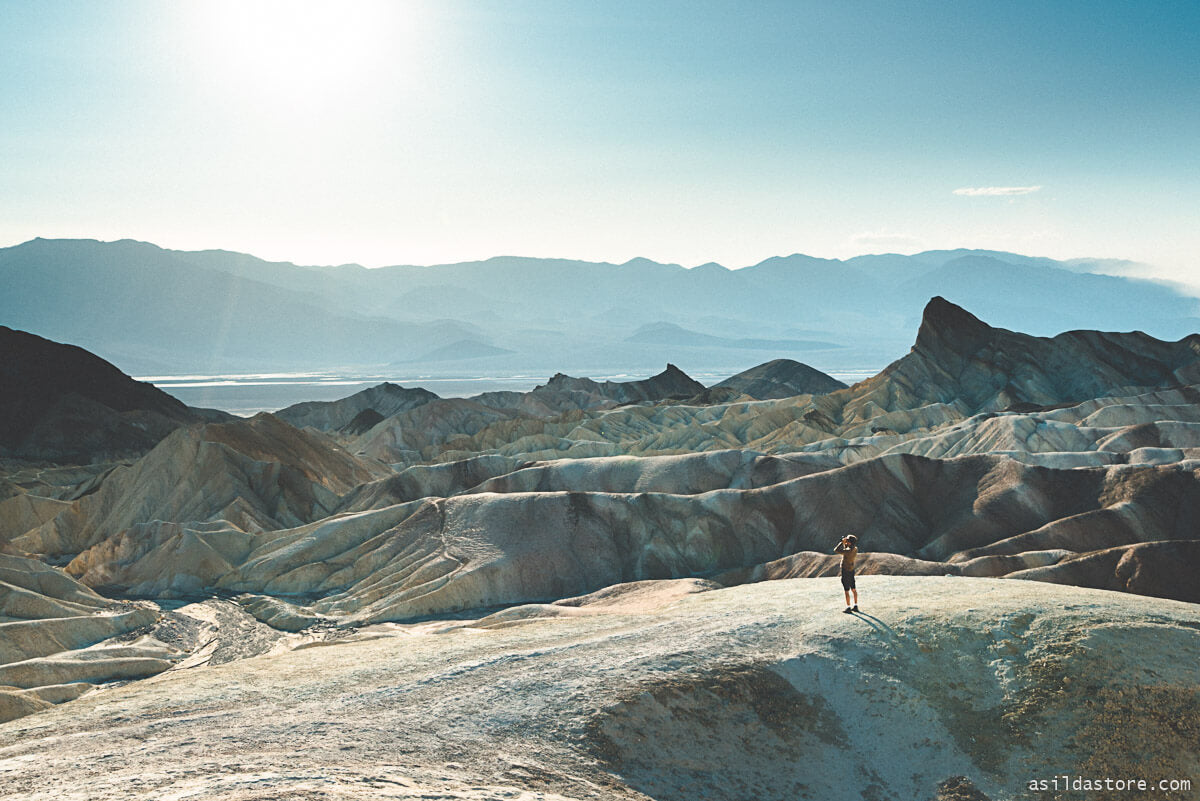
<box><xmin>1</xmin><ymin>578</ymin><xmax>1196</xmax><ymax>801</ymax></box>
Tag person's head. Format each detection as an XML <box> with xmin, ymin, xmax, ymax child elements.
<box><xmin>843</xmin><ymin>534</ymin><xmax>858</xmax><ymax>547</ymax></box>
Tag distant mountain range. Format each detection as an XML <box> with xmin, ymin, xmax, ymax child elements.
<box><xmin>626</xmin><ymin>322</ymin><xmax>840</xmax><ymax>351</ymax></box>
<box><xmin>2</xmin><ymin>237</ymin><xmax>1197</xmax><ymax>375</ymax></box>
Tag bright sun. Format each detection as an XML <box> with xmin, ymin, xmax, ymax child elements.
<box><xmin>192</xmin><ymin>0</ymin><xmax>408</xmax><ymax>103</ymax></box>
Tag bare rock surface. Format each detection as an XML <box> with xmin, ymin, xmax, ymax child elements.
<box><xmin>353</xmin><ymin>398</ymin><xmax>522</xmax><ymax>465</ymax></box>
<box><xmin>0</xmin><ymin>553</ymin><xmax>168</xmax><ymax>722</ymax></box>
<box><xmin>335</xmin><ymin>454</ymin><xmax>527</xmax><ymax>511</ymax></box>
<box><xmin>12</xmin><ymin>413</ymin><xmax>387</xmax><ymax>562</ymax></box>
<box><xmin>462</xmin><ymin>449</ymin><xmax>839</xmax><ymax>496</ymax></box>
<box><xmin>1</xmin><ymin>577</ymin><xmax>1196</xmax><ymax>800</ymax></box>
<box><xmin>349</xmin><ymin>365</ymin><xmax>707</xmax><ymax>467</ymax></box>
<box><xmin>284</xmin><ymin>365</ymin><xmax>709</xmax><ymax>459</ymax></box>
<box><xmin>41</xmin><ymin>448</ymin><xmax>1200</xmax><ymax>621</ymax></box>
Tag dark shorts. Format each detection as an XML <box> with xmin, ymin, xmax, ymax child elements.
<box><xmin>841</xmin><ymin>571</ymin><xmax>856</xmax><ymax>590</ymax></box>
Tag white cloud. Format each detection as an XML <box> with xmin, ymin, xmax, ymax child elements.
<box><xmin>953</xmin><ymin>185</ymin><xmax>1043</xmax><ymax>197</ymax></box>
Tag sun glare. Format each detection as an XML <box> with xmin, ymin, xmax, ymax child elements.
<box><xmin>192</xmin><ymin>0</ymin><xmax>410</xmax><ymax>104</ymax></box>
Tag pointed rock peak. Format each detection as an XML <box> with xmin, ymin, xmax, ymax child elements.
<box><xmin>642</xmin><ymin>364</ymin><xmax>705</xmax><ymax>394</ymax></box>
<box><xmin>540</xmin><ymin>372</ymin><xmax>598</xmax><ymax>393</ymax></box>
<box><xmin>621</xmin><ymin>257</ymin><xmax>682</xmax><ymax>270</ymax></box>
<box><xmin>652</xmin><ymin>363</ymin><xmax>697</xmax><ymax>383</ymax></box>
<box><xmin>375</xmin><ymin>382</ymin><xmax>434</xmax><ymax>397</ymax></box>
<box><xmin>923</xmin><ymin>296</ymin><xmax>984</xmax><ymax>326</ymax></box>
<box><xmin>914</xmin><ymin>297</ymin><xmax>994</xmax><ymax>353</ymax></box>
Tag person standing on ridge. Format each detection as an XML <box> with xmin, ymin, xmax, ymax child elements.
<box><xmin>835</xmin><ymin>534</ymin><xmax>859</xmax><ymax>613</ymax></box>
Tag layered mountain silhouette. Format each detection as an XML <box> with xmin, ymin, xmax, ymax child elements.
<box><xmin>5</xmin><ymin>238</ymin><xmax>1198</xmax><ymax>374</ymax></box>
<box><xmin>626</xmin><ymin>321</ymin><xmax>840</xmax><ymax>351</ymax></box>
<box><xmin>410</xmin><ymin>339</ymin><xmax>516</xmax><ymax>362</ymax></box>
<box><xmin>0</xmin><ymin>238</ymin><xmax>482</xmax><ymax>374</ymax></box>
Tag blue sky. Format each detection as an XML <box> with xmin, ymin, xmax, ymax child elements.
<box><xmin>1</xmin><ymin>0</ymin><xmax>1197</xmax><ymax>279</ymax></box>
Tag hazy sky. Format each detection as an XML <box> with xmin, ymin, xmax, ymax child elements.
<box><xmin>2</xmin><ymin>0</ymin><xmax>1197</xmax><ymax>279</ymax></box>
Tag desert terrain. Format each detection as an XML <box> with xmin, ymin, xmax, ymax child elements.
<box><xmin>2</xmin><ymin>297</ymin><xmax>1199</xmax><ymax>800</ymax></box>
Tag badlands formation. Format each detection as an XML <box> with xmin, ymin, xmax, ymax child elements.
<box><xmin>1</xmin><ymin>297</ymin><xmax>1199</xmax><ymax>800</ymax></box>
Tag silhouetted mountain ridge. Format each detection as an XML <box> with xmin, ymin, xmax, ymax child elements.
<box><xmin>0</xmin><ymin>326</ymin><xmax>228</xmax><ymax>461</ymax></box>
<box><xmin>0</xmin><ymin>239</ymin><xmax>482</xmax><ymax>373</ymax></box>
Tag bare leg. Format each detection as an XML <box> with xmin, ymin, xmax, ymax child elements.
<box><xmin>851</xmin><ymin>588</ymin><xmax>858</xmax><ymax>605</ymax></box>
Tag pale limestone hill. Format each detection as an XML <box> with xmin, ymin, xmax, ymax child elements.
<box><xmin>1</xmin><ymin>578</ymin><xmax>1196</xmax><ymax>800</ymax></box>
<box><xmin>333</xmin><ymin>450</ymin><xmax>836</xmax><ymax>515</ymax></box>
<box><xmin>0</xmin><ymin>493</ymin><xmax>71</xmax><ymax>548</ymax></box>
<box><xmin>408</xmin><ymin>383</ymin><xmax>1200</xmax><ymax>469</ymax></box>
<box><xmin>813</xmin><ymin>385</ymin><xmax>1200</xmax><ymax>465</ymax></box>
<box><xmin>334</xmin><ymin>454</ymin><xmax>527</xmax><ymax>512</ymax></box>
<box><xmin>335</xmin><ymin>447</ymin><xmax>835</xmax><ymax>513</ymax></box>
<box><xmin>36</xmin><ymin>450</ymin><xmax>1200</xmax><ymax>622</ymax></box>
<box><xmin>276</xmin><ymin>366</ymin><xmax>709</xmax><ymax>456</ymax></box>
<box><xmin>352</xmin><ymin>398</ymin><xmax>524</xmax><ymax>464</ymax></box>
<box><xmin>0</xmin><ymin>553</ymin><xmax>167</xmax><ymax>724</ymax></box>
<box><xmin>8</xmin><ymin>414</ymin><xmax>387</xmax><ymax>564</ymax></box>
<box><xmin>421</xmin><ymin>397</ymin><xmax>826</xmax><ymax>465</ymax></box>
<box><xmin>536</xmin><ymin>363</ymin><xmax>707</xmax><ymax>405</ymax></box>
<box><xmin>461</xmin><ymin>450</ymin><xmax>841</xmax><ymax>496</ymax></box>
<box><xmin>471</xmin><ymin>364</ymin><xmax>706</xmax><ymax>418</ymax></box>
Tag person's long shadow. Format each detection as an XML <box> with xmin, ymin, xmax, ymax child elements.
<box><xmin>850</xmin><ymin>610</ymin><xmax>902</xmax><ymax>644</ymax></box>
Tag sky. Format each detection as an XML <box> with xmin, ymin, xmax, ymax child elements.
<box><xmin>1</xmin><ymin>0</ymin><xmax>1197</xmax><ymax>280</ymax></box>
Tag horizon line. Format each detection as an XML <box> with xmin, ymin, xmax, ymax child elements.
<box><xmin>0</xmin><ymin>235</ymin><xmax>1138</xmax><ymax>274</ymax></box>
